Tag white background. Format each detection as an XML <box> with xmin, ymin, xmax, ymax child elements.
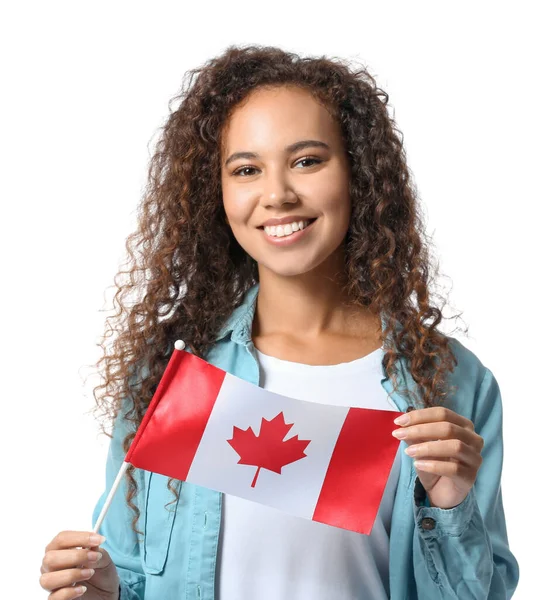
<box><xmin>1</xmin><ymin>1</ymin><xmax>550</xmax><ymax>598</ymax></box>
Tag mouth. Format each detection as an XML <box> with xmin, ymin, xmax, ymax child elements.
<box><xmin>257</xmin><ymin>217</ymin><xmax>318</xmax><ymax>245</ymax></box>
<box><xmin>257</xmin><ymin>218</ymin><xmax>317</xmax><ymax>236</ymax></box>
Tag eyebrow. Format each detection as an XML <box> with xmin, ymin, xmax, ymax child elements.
<box><xmin>223</xmin><ymin>139</ymin><xmax>331</xmax><ymax>167</ymax></box>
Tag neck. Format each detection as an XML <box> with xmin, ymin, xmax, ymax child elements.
<box><xmin>253</xmin><ymin>249</ymin><xmax>379</xmax><ymax>341</ymax></box>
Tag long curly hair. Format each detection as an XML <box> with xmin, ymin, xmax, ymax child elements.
<box><xmin>91</xmin><ymin>44</ymin><xmax>466</xmax><ymax>537</ymax></box>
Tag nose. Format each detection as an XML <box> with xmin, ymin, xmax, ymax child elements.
<box><xmin>261</xmin><ymin>167</ymin><xmax>298</xmax><ymax>208</ymax></box>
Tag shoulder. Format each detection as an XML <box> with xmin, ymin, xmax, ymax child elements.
<box><xmin>446</xmin><ymin>336</ymin><xmax>488</xmax><ymax>388</ymax></box>
<box><xmin>442</xmin><ymin>335</ymin><xmax>501</xmax><ymax>424</ymax></box>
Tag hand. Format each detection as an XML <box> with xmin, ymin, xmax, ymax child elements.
<box><xmin>40</xmin><ymin>531</ymin><xmax>119</xmax><ymax>599</ymax></box>
<box><xmin>392</xmin><ymin>407</ymin><xmax>484</xmax><ymax>509</ymax></box>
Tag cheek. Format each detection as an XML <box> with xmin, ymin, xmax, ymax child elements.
<box><xmin>301</xmin><ymin>167</ymin><xmax>350</xmax><ymax>214</ymax></box>
<box><xmin>222</xmin><ymin>189</ymin><xmax>253</xmax><ymax>225</ymax></box>
<box><xmin>313</xmin><ymin>182</ymin><xmax>351</xmax><ymax>225</ymax></box>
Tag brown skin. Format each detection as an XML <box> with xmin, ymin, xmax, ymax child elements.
<box><xmin>88</xmin><ymin>45</ymin><xmax>463</xmax><ymax>538</ymax></box>
<box><xmin>38</xmin><ymin>48</ymin><xmax>475</xmax><ymax>597</ymax></box>
<box><xmin>393</xmin><ymin>406</ymin><xmax>485</xmax><ymax>509</ymax></box>
<box><xmin>39</xmin><ymin>532</ymin><xmax>118</xmax><ymax>599</ymax></box>
<box><xmin>221</xmin><ymin>85</ymin><xmax>484</xmax><ymax>510</ymax></box>
<box><xmin>221</xmin><ymin>85</ymin><xmax>383</xmax><ymax>363</ymax></box>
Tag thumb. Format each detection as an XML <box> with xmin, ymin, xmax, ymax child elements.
<box><xmin>88</xmin><ymin>544</ymin><xmax>113</xmax><ymax>569</ymax></box>
<box><xmin>415</xmin><ymin>467</ymin><xmax>440</xmax><ymax>491</ymax></box>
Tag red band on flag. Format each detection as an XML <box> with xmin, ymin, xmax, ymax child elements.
<box><xmin>126</xmin><ymin>349</ymin><xmax>226</xmax><ymax>480</ymax></box>
<box><xmin>312</xmin><ymin>407</ymin><xmax>401</xmax><ymax>534</ymax></box>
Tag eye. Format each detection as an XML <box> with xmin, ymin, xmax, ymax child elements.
<box><xmin>231</xmin><ymin>156</ymin><xmax>323</xmax><ymax>177</ymax></box>
<box><xmin>232</xmin><ymin>165</ymin><xmax>259</xmax><ymax>177</ymax></box>
<box><xmin>294</xmin><ymin>156</ymin><xmax>322</xmax><ymax>169</ymax></box>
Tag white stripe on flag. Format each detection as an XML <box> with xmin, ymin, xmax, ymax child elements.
<box><xmin>186</xmin><ymin>372</ymin><xmax>349</xmax><ymax>520</ymax></box>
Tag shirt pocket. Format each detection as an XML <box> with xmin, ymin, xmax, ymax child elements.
<box><xmin>141</xmin><ymin>471</ymin><xmax>182</xmax><ymax>575</ymax></box>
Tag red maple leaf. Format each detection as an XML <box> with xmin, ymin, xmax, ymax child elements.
<box><xmin>227</xmin><ymin>412</ymin><xmax>311</xmax><ymax>488</ymax></box>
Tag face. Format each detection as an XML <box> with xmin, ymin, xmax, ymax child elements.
<box><xmin>220</xmin><ymin>85</ymin><xmax>351</xmax><ymax>278</ymax></box>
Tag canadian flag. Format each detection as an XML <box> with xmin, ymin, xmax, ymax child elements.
<box><xmin>125</xmin><ymin>342</ymin><xmax>404</xmax><ymax>535</ymax></box>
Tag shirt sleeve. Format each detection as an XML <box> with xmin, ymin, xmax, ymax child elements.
<box><xmin>411</xmin><ymin>367</ymin><xmax>520</xmax><ymax>599</ymax></box>
<box><xmin>92</xmin><ymin>398</ymin><xmax>146</xmax><ymax>600</ymax></box>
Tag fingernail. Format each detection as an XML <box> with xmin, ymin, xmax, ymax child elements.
<box><xmin>394</xmin><ymin>414</ymin><xmax>410</xmax><ymax>426</ymax></box>
<box><xmin>87</xmin><ymin>551</ymin><xmax>102</xmax><ymax>562</ymax></box>
<box><xmin>405</xmin><ymin>446</ymin><xmax>417</xmax><ymax>456</ymax></box>
<box><xmin>89</xmin><ymin>534</ymin><xmax>105</xmax><ymax>545</ymax></box>
<box><xmin>81</xmin><ymin>568</ymin><xmax>95</xmax><ymax>577</ymax></box>
<box><xmin>392</xmin><ymin>428</ymin><xmax>407</xmax><ymax>438</ymax></box>
<box><xmin>414</xmin><ymin>460</ymin><xmax>430</xmax><ymax>469</ymax></box>
<box><xmin>75</xmin><ymin>586</ymin><xmax>87</xmax><ymax>597</ymax></box>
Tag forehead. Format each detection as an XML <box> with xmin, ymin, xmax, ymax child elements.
<box><xmin>221</xmin><ymin>85</ymin><xmax>340</xmax><ymax>149</ymax></box>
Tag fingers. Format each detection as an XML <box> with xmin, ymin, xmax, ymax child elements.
<box><xmin>393</xmin><ymin>420</ymin><xmax>483</xmax><ymax>451</ymax></box>
<box><xmin>41</xmin><ymin>548</ymin><xmax>104</xmax><ymax>574</ymax></box>
<box><xmin>39</xmin><ymin>566</ymin><xmax>94</xmax><ymax>592</ymax></box>
<box><xmin>45</xmin><ymin>531</ymin><xmax>105</xmax><ymax>553</ymax></box>
<box><xmin>405</xmin><ymin>438</ymin><xmax>484</xmax><ymax>470</ymax></box>
<box><xmin>46</xmin><ymin>584</ymin><xmax>88</xmax><ymax>599</ymax></box>
<box><xmin>395</xmin><ymin>406</ymin><xmax>476</xmax><ymax>432</ymax></box>
<box><xmin>413</xmin><ymin>458</ymin><xmax>476</xmax><ymax>481</ymax></box>
<box><xmin>40</xmin><ymin>531</ymin><xmax>107</xmax><ymax>598</ymax></box>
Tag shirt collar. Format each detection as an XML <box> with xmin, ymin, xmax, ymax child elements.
<box><xmin>215</xmin><ymin>282</ymin><xmax>261</xmax><ymax>344</ymax></box>
<box><xmin>214</xmin><ymin>282</ymin><xmax>419</xmax><ymax>405</ymax></box>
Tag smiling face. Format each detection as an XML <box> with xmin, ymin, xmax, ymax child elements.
<box><xmin>220</xmin><ymin>85</ymin><xmax>352</xmax><ymax>278</ymax></box>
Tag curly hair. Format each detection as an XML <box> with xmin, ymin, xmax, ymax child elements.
<box><xmin>90</xmin><ymin>44</ymin><xmax>466</xmax><ymax>538</ymax></box>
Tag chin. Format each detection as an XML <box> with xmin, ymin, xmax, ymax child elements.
<box><xmin>256</xmin><ymin>256</ymin><xmax>328</xmax><ymax>278</ymax></box>
<box><xmin>268</xmin><ymin>267</ymin><xmax>314</xmax><ymax>278</ymax></box>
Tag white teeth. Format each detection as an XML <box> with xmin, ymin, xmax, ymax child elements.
<box><xmin>263</xmin><ymin>220</ymin><xmax>311</xmax><ymax>238</ymax></box>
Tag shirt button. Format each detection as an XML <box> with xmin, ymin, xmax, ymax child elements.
<box><xmin>421</xmin><ymin>517</ymin><xmax>436</xmax><ymax>531</ymax></box>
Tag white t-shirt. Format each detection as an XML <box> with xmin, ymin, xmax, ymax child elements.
<box><xmin>216</xmin><ymin>345</ymin><xmax>402</xmax><ymax>600</ymax></box>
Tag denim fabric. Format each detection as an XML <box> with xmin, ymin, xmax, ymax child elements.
<box><xmin>94</xmin><ymin>283</ymin><xmax>519</xmax><ymax>599</ymax></box>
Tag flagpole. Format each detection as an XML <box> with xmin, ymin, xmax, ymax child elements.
<box><xmin>72</xmin><ymin>461</ymin><xmax>131</xmax><ymax>587</ymax></box>
<box><xmin>92</xmin><ymin>340</ymin><xmax>186</xmax><ymax>534</ymax></box>
<box><xmin>92</xmin><ymin>460</ymin><xmax>131</xmax><ymax>533</ymax></box>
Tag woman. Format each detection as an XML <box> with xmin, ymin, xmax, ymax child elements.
<box><xmin>39</xmin><ymin>45</ymin><xmax>519</xmax><ymax>599</ymax></box>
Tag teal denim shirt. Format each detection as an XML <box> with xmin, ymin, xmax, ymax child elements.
<box><xmin>92</xmin><ymin>283</ymin><xmax>520</xmax><ymax>599</ymax></box>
